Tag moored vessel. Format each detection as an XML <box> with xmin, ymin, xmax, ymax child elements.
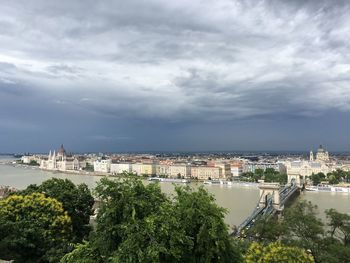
<box><xmin>305</xmin><ymin>184</ymin><xmax>349</xmax><ymax>193</ymax></box>
<box><xmin>148</xmin><ymin>177</ymin><xmax>189</xmax><ymax>183</ymax></box>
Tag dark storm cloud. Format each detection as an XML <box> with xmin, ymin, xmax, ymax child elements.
<box><xmin>1</xmin><ymin>0</ymin><xmax>350</xmax><ymax>151</ymax></box>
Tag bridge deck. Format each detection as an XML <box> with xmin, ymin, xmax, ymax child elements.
<box><xmin>234</xmin><ymin>182</ymin><xmax>298</xmax><ymax>236</ymax></box>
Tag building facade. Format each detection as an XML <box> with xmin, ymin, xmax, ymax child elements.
<box><xmin>169</xmin><ymin>165</ymin><xmax>191</xmax><ymax>178</ymax></box>
<box><xmin>131</xmin><ymin>163</ymin><xmax>143</xmax><ymax>175</ymax></box>
<box><xmin>156</xmin><ymin>164</ymin><xmax>170</xmax><ymax>177</ymax></box>
<box><xmin>40</xmin><ymin>145</ymin><xmax>81</xmax><ymax>171</ymax></box>
<box><xmin>214</xmin><ymin>162</ymin><xmax>231</xmax><ymax>179</ymax></box>
<box><xmin>243</xmin><ymin>162</ymin><xmax>286</xmax><ymax>174</ymax></box>
<box><xmin>191</xmin><ymin>166</ymin><xmax>222</xmax><ymax>180</ymax></box>
<box><xmin>94</xmin><ymin>159</ymin><xmax>111</xmax><ymax>173</ymax></box>
<box><xmin>314</xmin><ymin>145</ymin><xmax>330</xmax><ymax>162</ymax></box>
<box><xmin>141</xmin><ymin>163</ymin><xmax>157</xmax><ymax>176</ymax></box>
<box><xmin>110</xmin><ymin>163</ymin><xmax>132</xmax><ymax>174</ymax></box>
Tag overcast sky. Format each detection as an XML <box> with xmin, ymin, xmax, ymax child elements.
<box><xmin>1</xmin><ymin>0</ymin><xmax>350</xmax><ymax>153</ymax></box>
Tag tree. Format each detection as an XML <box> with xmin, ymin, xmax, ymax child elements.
<box><xmin>29</xmin><ymin>160</ymin><xmax>39</xmax><ymax>166</ymax></box>
<box><xmin>325</xmin><ymin>208</ymin><xmax>350</xmax><ymax>245</ymax></box>
<box><xmin>346</xmin><ymin>171</ymin><xmax>350</xmax><ymax>183</ymax></box>
<box><xmin>174</xmin><ymin>186</ymin><xmax>243</xmax><ymax>262</ymax></box>
<box><xmin>327</xmin><ymin>169</ymin><xmax>347</xmax><ymax>185</ymax></box>
<box><xmin>17</xmin><ymin>178</ymin><xmax>94</xmax><ymax>242</ymax></box>
<box><xmin>111</xmin><ymin>200</ymin><xmax>192</xmax><ymax>262</ymax></box>
<box><xmin>281</xmin><ymin>201</ymin><xmax>324</xmax><ymax>262</ymax></box>
<box><xmin>260</xmin><ymin>201</ymin><xmax>350</xmax><ymax>263</ymax></box>
<box><xmin>245</xmin><ymin>215</ymin><xmax>284</xmax><ymax>242</ymax></box>
<box><xmin>328</xmin><ymin>174</ymin><xmax>340</xmax><ymax>185</ymax></box>
<box><xmin>0</xmin><ymin>193</ymin><xmax>72</xmax><ymax>262</ymax></box>
<box><xmin>310</xmin><ymin>173</ymin><xmax>325</xmax><ymax>186</ymax></box>
<box><xmin>92</xmin><ymin>177</ymin><xmax>170</xmax><ymax>259</ymax></box>
<box><xmin>60</xmin><ymin>242</ymin><xmax>103</xmax><ymax>263</ymax></box>
<box><xmin>83</xmin><ymin>163</ymin><xmax>94</xmax><ymax>172</ymax></box>
<box><xmin>65</xmin><ymin>177</ymin><xmax>243</xmax><ymax>262</ymax></box>
<box><xmin>254</xmin><ymin>169</ymin><xmax>264</xmax><ymax>182</ymax></box>
<box><xmin>245</xmin><ymin>242</ymin><xmax>314</xmax><ymax>263</ymax></box>
<box><xmin>317</xmin><ymin>237</ymin><xmax>350</xmax><ymax>263</ymax></box>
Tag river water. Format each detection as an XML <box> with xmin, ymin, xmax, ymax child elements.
<box><xmin>0</xmin><ymin>156</ymin><xmax>349</xmax><ymax>227</ymax></box>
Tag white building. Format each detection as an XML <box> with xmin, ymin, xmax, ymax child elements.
<box><xmin>94</xmin><ymin>159</ymin><xmax>111</xmax><ymax>173</ymax></box>
<box><xmin>191</xmin><ymin>166</ymin><xmax>222</xmax><ymax>180</ymax></box>
<box><xmin>21</xmin><ymin>155</ymin><xmax>38</xmax><ymax>164</ymax></box>
<box><xmin>243</xmin><ymin>162</ymin><xmax>286</xmax><ymax>174</ymax></box>
<box><xmin>284</xmin><ymin>160</ymin><xmax>336</xmax><ymax>186</ymax></box>
<box><xmin>231</xmin><ymin>166</ymin><xmax>243</xmax><ymax>177</ymax></box>
<box><xmin>156</xmin><ymin>164</ymin><xmax>170</xmax><ymax>177</ymax></box>
<box><xmin>310</xmin><ymin>145</ymin><xmax>330</xmax><ymax>162</ymax></box>
<box><xmin>131</xmin><ymin>163</ymin><xmax>143</xmax><ymax>175</ymax></box>
<box><xmin>40</xmin><ymin>145</ymin><xmax>81</xmax><ymax>171</ymax></box>
<box><xmin>169</xmin><ymin>165</ymin><xmax>191</xmax><ymax>178</ymax></box>
<box><xmin>141</xmin><ymin>163</ymin><xmax>157</xmax><ymax>176</ymax></box>
<box><xmin>214</xmin><ymin>163</ymin><xmax>231</xmax><ymax>179</ymax></box>
<box><xmin>110</xmin><ymin>163</ymin><xmax>132</xmax><ymax>174</ymax></box>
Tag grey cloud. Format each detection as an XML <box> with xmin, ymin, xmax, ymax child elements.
<box><xmin>1</xmin><ymin>0</ymin><xmax>350</xmax><ymax>121</ymax></box>
<box><xmin>46</xmin><ymin>64</ymin><xmax>83</xmax><ymax>75</ymax></box>
<box><xmin>1</xmin><ymin>0</ymin><xmax>350</xmax><ymax>151</ymax></box>
<box><xmin>87</xmin><ymin>135</ymin><xmax>132</xmax><ymax>141</ymax></box>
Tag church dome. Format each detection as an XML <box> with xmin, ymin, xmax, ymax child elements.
<box><xmin>317</xmin><ymin>145</ymin><xmax>325</xmax><ymax>152</ymax></box>
<box><xmin>58</xmin><ymin>144</ymin><xmax>66</xmax><ymax>156</ymax></box>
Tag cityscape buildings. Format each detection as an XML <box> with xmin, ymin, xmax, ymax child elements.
<box><xmin>33</xmin><ymin>144</ymin><xmax>350</xmax><ymax>182</ymax></box>
<box><xmin>40</xmin><ymin>145</ymin><xmax>83</xmax><ymax>172</ymax></box>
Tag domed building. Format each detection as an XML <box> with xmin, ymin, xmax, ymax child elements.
<box><xmin>286</xmin><ymin>145</ymin><xmax>333</xmax><ymax>186</ymax></box>
<box><xmin>316</xmin><ymin>145</ymin><xmax>329</xmax><ymax>162</ymax></box>
<box><xmin>40</xmin><ymin>145</ymin><xmax>82</xmax><ymax>171</ymax></box>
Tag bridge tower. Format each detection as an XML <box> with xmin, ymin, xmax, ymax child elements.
<box><xmin>287</xmin><ymin>171</ymin><xmax>304</xmax><ymax>187</ymax></box>
<box><xmin>258</xmin><ymin>183</ymin><xmax>281</xmax><ymax>210</ymax></box>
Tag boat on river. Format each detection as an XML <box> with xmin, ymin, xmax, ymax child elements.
<box><xmin>148</xmin><ymin>177</ymin><xmax>189</xmax><ymax>183</ymax></box>
<box><xmin>305</xmin><ymin>184</ymin><xmax>350</xmax><ymax>193</ymax></box>
<box><xmin>203</xmin><ymin>180</ymin><xmax>227</xmax><ymax>185</ymax></box>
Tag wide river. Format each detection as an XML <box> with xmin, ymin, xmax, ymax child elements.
<box><xmin>0</xmin><ymin>157</ymin><xmax>349</xmax><ymax>227</ymax></box>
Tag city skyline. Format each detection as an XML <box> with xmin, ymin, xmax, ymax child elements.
<box><xmin>1</xmin><ymin>0</ymin><xmax>350</xmax><ymax>152</ymax></box>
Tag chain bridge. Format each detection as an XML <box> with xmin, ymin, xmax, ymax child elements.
<box><xmin>233</xmin><ymin>179</ymin><xmax>299</xmax><ymax>236</ymax></box>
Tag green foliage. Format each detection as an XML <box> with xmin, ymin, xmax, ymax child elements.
<box><xmin>29</xmin><ymin>160</ymin><xmax>40</xmax><ymax>166</ymax></box>
<box><xmin>240</xmin><ymin>172</ymin><xmax>256</xmax><ymax>182</ymax></box>
<box><xmin>0</xmin><ymin>193</ymin><xmax>72</xmax><ymax>262</ymax></box>
<box><xmin>174</xmin><ymin>186</ymin><xmax>242</xmax><ymax>262</ymax></box>
<box><xmin>92</xmin><ymin>177</ymin><xmax>168</xmax><ymax>257</ymax></box>
<box><xmin>325</xmin><ymin>208</ymin><xmax>350</xmax><ymax>245</ymax></box>
<box><xmin>110</xmin><ymin>201</ymin><xmax>191</xmax><ymax>262</ymax></box>
<box><xmin>309</xmin><ymin>173</ymin><xmax>326</xmax><ymax>186</ymax></box>
<box><xmin>240</xmin><ymin>168</ymin><xmax>287</xmax><ymax>184</ymax></box>
<box><xmin>264</xmin><ymin>169</ymin><xmax>287</xmax><ymax>184</ymax></box>
<box><xmin>65</xmin><ymin>177</ymin><xmax>243</xmax><ymax>262</ymax></box>
<box><xmin>60</xmin><ymin>242</ymin><xmax>103</xmax><ymax>263</ymax></box>
<box><xmin>249</xmin><ymin>200</ymin><xmax>350</xmax><ymax>263</ymax></box>
<box><xmin>17</xmin><ymin>178</ymin><xmax>94</xmax><ymax>242</ymax></box>
<box><xmin>120</xmin><ymin>171</ymin><xmax>138</xmax><ymax>177</ymax></box>
<box><xmin>317</xmin><ymin>237</ymin><xmax>350</xmax><ymax>263</ymax></box>
<box><xmin>245</xmin><ymin>242</ymin><xmax>314</xmax><ymax>263</ymax></box>
<box><xmin>326</xmin><ymin>169</ymin><xmax>350</xmax><ymax>184</ymax></box>
<box><xmin>245</xmin><ymin>215</ymin><xmax>284</xmax><ymax>243</ymax></box>
<box><xmin>83</xmin><ymin>163</ymin><xmax>94</xmax><ymax>172</ymax></box>
<box><xmin>281</xmin><ymin>201</ymin><xmax>324</xmax><ymax>261</ymax></box>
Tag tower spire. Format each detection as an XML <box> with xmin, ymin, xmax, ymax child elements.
<box><xmin>309</xmin><ymin>149</ymin><xmax>314</xmax><ymax>161</ymax></box>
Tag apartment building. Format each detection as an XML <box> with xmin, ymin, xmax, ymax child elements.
<box><xmin>94</xmin><ymin>159</ymin><xmax>111</xmax><ymax>173</ymax></box>
<box><xmin>169</xmin><ymin>165</ymin><xmax>191</xmax><ymax>178</ymax></box>
<box><xmin>110</xmin><ymin>163</ymin><xmax>132</xmax><ymax>174</ymax></box>
<box><xmin>191</xmin><ymin>166</ymin><xmax>222</xmax><ymax>180</ymax></box>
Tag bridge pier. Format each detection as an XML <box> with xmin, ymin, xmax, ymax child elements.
<box><xmin>287</xmin><ymin>172</ymin><xmax>306</xmax><ymax>187</ymax></box>
<box><xmin>258</xmin><ymin>183</ymin><xmax>281</xmax><ymax>210</ymax></box>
